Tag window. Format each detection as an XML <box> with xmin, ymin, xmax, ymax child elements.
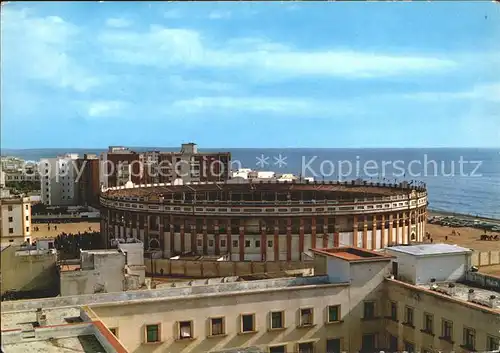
<box><xmin>404</xmin><ymin>306</ymin><xmax>414</xmax><ymax>326</ymax></box>
<box><xmin>269</xmin><ymin>345</ymin><xmax>286</xmax><ymax>353</ymax></box>
<box><xmin>8</xmin><ymin>205</ymin><xmax>12</xmax><ymax>211</ymax></box>
<box><xmin>25</xmin><ymin>216</ymin><xmax>29</xmax><ymax>221</ymax></box>
<box><xmin>441</xmin><ymin>319</ymin><xmax>453</xmax><ymax>340</ymax></box>
<box><xmin>209</xmin><ymin>317</ymin><xmax>225</xmax><ymax>336</ymax></box>
<box><xmin>326</xmin><ymin>338</ymin><xmax>341</xmax><ymax>353</ymax></box>
<box><xmin>241</xmin><ymin>314</ymin><xmax>255</xmax><ymax>333</ymax></box>
<box><xmin>361</xmin><ymin>334</ymin><xmax>376</xmax><ymax>352</ymax></box>
<box><xmin>220</xmin><ymin>239</ymin><xmax>226</xmax><ymax>247</ymax></box>
<box><xmin>8</xmin><ymin>217</ymin><xmax>13</xmax><ymax>222</ymax></box>
<box><xmin>463</xmin><ymin>327</ymin><xmax>475</xmax><ymax>350</ymax></box>
<box><xmin>388</xmin><ymin>334</ymin><xmax>398</xmax><ymax>352</ymax></box>
<box><xmin>232</xmin><ymin>240</ymin><xmax>238</xmax><ymax>248</ymax></box>
<box><xmin>299</xmin><ymin>308</ymin><xmax>314</xmax><ymax>327</ymax></box>
<box><xmin>404</xmin><ymin>341</ymin><xmax>415</xmax><ymax>353</ymax></box>
<box><xmin>245</xmin><ymin>240</ymin><xmax>251</xmax><ymax>248</ymax></box>
<box><xmin>109</xmin><ymin>328</ymin><xmax>118</xmax><ymax>337</ymax></box>
<box><xmin>298</xmin><ymin>342</ymin><xmax>314</xmax><ymax>353</ymax></box>
<box><xmin>327</xmin><ymin>305</ymin><xmax>340</xmax><ymax>323</ymax></box>
<box><xmin>197</xmin><ymin>238</ymin><xmax>202</xmax><ymax>247</ymax></box>
<box><xmin>145</xmin><ymin>324</ymin><xmax>160</xmax><ymax>343</ymax></box>
<box><xmin>389</xmin><ymin>301</ymin><xmax>397</xmax><ymax>321</ymax></box>
<box><xmin>363</xmin><ymin>301</ymin><xmax>375</xmax><ymax>319</ymax></box>
<box><xmin>255</xmin><ymin>240</ymin><xmax>261</xmax><ymax>248</ymax></box>
<box><xmin>26</xmin><ymin>227</ymin><xmax>29</xmax><ymax>232</ymax></box>
<box><xmin>25</xmin><ymin>205</ymin><xmax>29</xmax><ymax>210</ymax></box>
<box><xmin>270</xmin><ymin>311</ymin><xmax>284</xmax><ymax>329</ymax></box>
<box><xmin>423</xmin><ymin>313</ymin><xmax>433</xmax><ymax>334</ymax></box>
<box><xmin>9</xmin><ymin>228</ymin><xmax>13</xmax><ymax>234</ymax></box>
<box><xmin>177</xmin><ymin>321</ymin><xmax>193</xmax><ymax>339</ymax></box>
<box><xmin>267</xmin><ymin>240</ymin><xmax>273</xmax><ymax>248</ymax></box>
<box><xmin>487</xmin><ymin>335</ymin><xmax>500</xmax><ymax>351</ymax></box>
<box><xmin>208</xmin><ymin>239</ymin><xmax>214</xmax><ymax>247</ymax></box>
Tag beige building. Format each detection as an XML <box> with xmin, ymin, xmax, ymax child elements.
<box><xmin>0</xmin><ymin>196</ymin><xmax>31</xmax><ymax>244</ymax></box>
<box><xmin>0</xmin><ymin>243</ymin><xmax>58</xmax><ymax>298</ymax></box>
<box><xmin>1</xmin><ymin>244</ymin><xmax>499</xmax><ymax>353</ymax></box>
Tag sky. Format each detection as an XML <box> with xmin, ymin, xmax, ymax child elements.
<box><xmin>1</xmin><ymin>1</ymin><xmax>500</xmax><ymax>149</ymax></box>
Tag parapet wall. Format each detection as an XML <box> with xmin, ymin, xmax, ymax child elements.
<box><xmin>145</xmin><ymin>258</ymin><xmax>313</xmax><ymax>277</ymax></box>
<box><xmin>471</xmin><ymin>250</ymin><xmax>500</xmax><ymax>267</ymax></box>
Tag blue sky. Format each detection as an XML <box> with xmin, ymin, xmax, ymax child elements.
<box><xmin>1</xmin><ymin>1</ymin><xmax>499</xmax><ymax>148</ymax></box>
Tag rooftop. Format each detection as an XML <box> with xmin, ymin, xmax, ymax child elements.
<box><xmin>2</xmin><ymin>335</ymin><xmax>106</xmax><ymax>353</ymax></box>
<box><xmin>388</xmin><ymin>243</ymin><xmax>472</xmax><ymax>256</ymax></box>
<box><xmin>311</xmin><ymin>247</ymin><xmax>394</xmax><ymax>262</ymax></box>
<box><xmin>415</xmin><ymin>281</ymin><xmax>500</xmax><ymax>311</ymax></box>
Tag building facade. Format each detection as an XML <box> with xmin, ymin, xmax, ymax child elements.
<box><xmin>76</xmin><ymin>154</ymin><xmax>100</xmax><ymax>207</ymax></box>
<box><xmin>0</xmin><ymin>196</ymin><xmax>31</xmax><ymax>243</ymax></box>
<box><xmin>1</xmin><ymin>245</ymin><xmax>498</xmax><ymax>353</ymax></box>
<box><xmin>40</xmin><ymin>154</ymin><xmax>80</xmax><ymax>206</ymax></box>
<box><xmin>99</xmin><ymin>144</ymin><xmax>232</xmax><ymax>189</ymax></box>
<box><xmin>99</xmin><ymin>180</ymin><xmax>428</xmax><ymax>260</ymax></box>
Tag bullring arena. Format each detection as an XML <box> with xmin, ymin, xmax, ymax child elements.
<box><xmin>99</xmin><ymin>180</ymin><xmax>428</xmax><ymax>261</ymax></box>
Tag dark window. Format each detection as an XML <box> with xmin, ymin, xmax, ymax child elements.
<box><xmin>267</xmin><ymin>240</ymin><xmax>273</xmax><ymax>248</ymax></box>
<box><xmin>270</xmin><ymin>311</ymin><xmax>284</xmax><ymax>329</ymax></box>
<box><xmin>298</xmin><ymin>342</ymin><xmax>314</xmax><ymax>353</ymax></box>
<box><xmin>25</xmin><ymin>216</ymin><xmax>29</xmax><ymax>221</ymax></box>
<box><xmin>442</xmin><ymin>319</ymin><xmax>453</xmax><ymax>339</ymax></box>
<box><xmin>389</xmin><ymin>334</ymin><xmax>398</xmax><ymax>352</ymax></box>
<box><xmin>487</xmin><ymin>336</ymin><xmax>499</xmax><ymax>351</ymax></box>
<box><xmin>208</xmin><ymin>239</ymin><xmax>214</xmax><ymax>247</ymax></box>
<box><xmin>328</xmin><ymin>305</ymin><xmax>340</xmax><ymax>322</ymax></box>
<box><xmin>109</xmin><ymin>328</ymin><xmax>117</xmax><ymax>336</ymax></box>
<box><xmin>390</xmin><ymin>301</ymin><xmax>397</xmax><ymax>321</ymax></box>
<box><xmin>255</xmin><ymin>240</ymin><xmax>260</xmax><ymax>248</ymax></box>
<box><xmin>300</xmin><ymin>308</ymin><xmax>313</xmax><ymax>326</ymax></box>
<box><xmin>8</xmin><ymin>205</ymin><xmax>13</xmax><ymax>211</ymax></box>
<box><xmin>178</xmin><ymin>321</ymin><xmax>192</xmax><ymax>339</ymax></box>
<box><xmin>404</xmin><ymin>341</ymin><xmax>415</xmax><ymax>353</ymax></box>
<box><xmin>361</xmin><ymin>334</ymin><xmax>376</xmax><ymax>352</ymax></box>
<box><xmin>232</xmin><ymin>240</ymin><xmax>238</xmax><ymax>248</ymax></box>
<box><xmin>241</xmin><ymin>314</ymin><xmax>255</xmax><ymax>333</ymax></box>
<box><xmin>269</xmin><ymin>346</ymin><xmax>286</xmax><ymax>353</ymax></box>
<box><xmin>463</xmin><ymin>327</ymin><xmax>475</xmax><ymax>350</ymax></box>
<box><xmin>9</xmin><ymin>228</ymin><xmax>13</xmax><ymax>234</ymax></box>
<box><xmin>363</xmin><ymin>301</ymin><xmax>375</xmax><ymax>319</ymax></box>
<box><xmin>245</xmin><ymin>240</ymin><xmax>251</xmax><ymax>248</ymax></box>
<box><xmin>220</xmin><ymin>239</ymin><xmax>226</xmax><ymax>247</ymax></box>
<box><xmin>145</xmin><ymin>324</ymin><xmax>159</xmax><ymax>343</ymax></box>
<box><xmin>405</xmin><ymin>306</ymin><xmax>414</xmax><ymax>326</ymax></box>
<box><xmin>424</xmin><ymin>313</ymin><xmax>433</xmax><ymax>333</ymax></box>
<box><xmin>326</xmin><ymin>338</ymin><xmax>341</xmax><ymax>353</ymax></box>
<box><xmin>210</xmin><ymin>317</ymin><xmax>224</xmax><ymax>336</ymax></box>
<box><xmin>8</xmin><ymin>217</ymin><xmax>13</xmax><ymax>222</ymax></box>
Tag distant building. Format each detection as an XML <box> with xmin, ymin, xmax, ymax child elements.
<box><xmin>99</xmin><ymin>143</ymin><xmax>231</xmax><ymax>188</ymax></box>
<box><xmin>0</xmin><ymin>196</ymin><xmax>31</xmax><ymax>244</ymax></box>
<box><xmin>76</xmin><ymin>154</ymin><xmax>100</xmax><ymax>207</ymax></box>
<box><xmin>40</xmin><ymin>154</ymin><xmax>80</xmax><ymax>206</ymax></box>
<box><xmin>59</xmin><ymin>239</ymin><xmax>146</xmax><ymax>296</ymax></box>
<box><xmin>1</xmin><ymin>244</ymin><xmax>498</xmax><ymax>353</ymax></box>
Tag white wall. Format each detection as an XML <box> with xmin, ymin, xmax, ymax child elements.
<box><xmin>415</xmin><ymin>254</ymin><xmax>469</xmax><ymax>284</ymax></box>
<box><xmin>326</xmin><ymin>256</ymin><xmax>350</xmax><ymax>283</ymax></box>
<box><xmin>386</xmin><ymin>251</ymin><xmax>417</xmax><ymax>284</ymax></box>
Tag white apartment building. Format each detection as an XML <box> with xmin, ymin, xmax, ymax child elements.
<box><xmin>40</xmin><ymin>154</ymin><xmax>80</xmax><ymax>206</ymax></box>
<box><xmin>0</xmin><ymin>196</ymin><xmax>31</xmax><ymax>244</ymax></box>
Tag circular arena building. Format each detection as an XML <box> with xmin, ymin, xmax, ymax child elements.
<box><xmin>100</xmin><ymin>180</ymin><xmax>428</xmax><ymax>261</ymax></box>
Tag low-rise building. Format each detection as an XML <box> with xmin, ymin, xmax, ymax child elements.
<box><xmin>0</xmin><ymin>196</ymin><xmax>31</xmax><ymax>244</ymax></box>
<box><xmin>1</xmin><ymin>244</ymin><xmax>499</xmax><ymax>353</ymax></box>
<box><xmin>59</xmin><ymin>239</ymin><xmax>146</xmax><ymax>296</ymax></box>
<box><xmin>0</xmin><ymin>243</ymin><xmax>58</xmax><ymax>298</ymax></box>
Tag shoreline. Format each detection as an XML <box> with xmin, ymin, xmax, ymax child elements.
<box><xmin>428</xmin><ymin>209</ymin><xmax>500</xmax><ymax>224</ymax></box>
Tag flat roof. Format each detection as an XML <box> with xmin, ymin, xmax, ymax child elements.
<box><xmin>2</xmin><ymin>335</ymin><xmax>106</xmax><ymax>353</ymax></box>
<box><xmin>388</xmin><ymin>243</ymin><xmax>472</xmax><ymax>256</ymax></box>
<box><xmin>311</xmin><ymin>247</ymin><xmax>393</xmax><ymax>262</ymax></box>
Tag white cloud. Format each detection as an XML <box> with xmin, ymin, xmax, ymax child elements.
<box><xmin>208</xmin><ymin>10</ymin><xmax>231</xmax><ymax>20</ymax></box>
<box><xmin>400</xmin><ymin>82</ymin><xmax>500</xmax><ymax>102</ymax></box>
<box><xmin>98</xmin><ymin>25</ymin><xmax>457</xmax><ymax>79</ymax></box>
<box><xmin>1</xmin><ymin>8</ymin><xmax>100</xmax><ymax>92</ymax></box>
<box><xmin>105</xmin><ymin>18</ymin><xmax>132</xmax><ymax>28</ymax></box>
<box><xmin>170</xmin><ymin>96</ymin><xmax>357</xmax><ymax>116</ymax></box>
<box><xmin>169</xmin><ymin>76</ymin><xmax>234</xmax><ymax>91</ymax></box>
<box><xmin>87</xmin><ymin>100</ymin><xmax>128</xmax><ymax>118</ymax></box>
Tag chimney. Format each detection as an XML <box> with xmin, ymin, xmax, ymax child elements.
<box><xmin>447</xmin><ymin>283</ymin><xmax>455</xmax><ymax>296</ymax></box>
<box><xmin>489</xmin><ymin>295</ymin><xmax>496</xmax><ymax>308</ymax></box>
<box><xmin>468</xmin><ymin>289</ymin><xmax>475</xmax><ymax>301</ymax></box>
<box><xmin>36</xmin><ymin>308</ymin><xmax>47</xmax><ymax>327</ymax></box>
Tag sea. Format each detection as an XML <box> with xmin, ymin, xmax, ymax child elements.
<box><xmin>2</xmin><ymin>148</ymin><xmax>499</xmax><ymax>220</ymax></box>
